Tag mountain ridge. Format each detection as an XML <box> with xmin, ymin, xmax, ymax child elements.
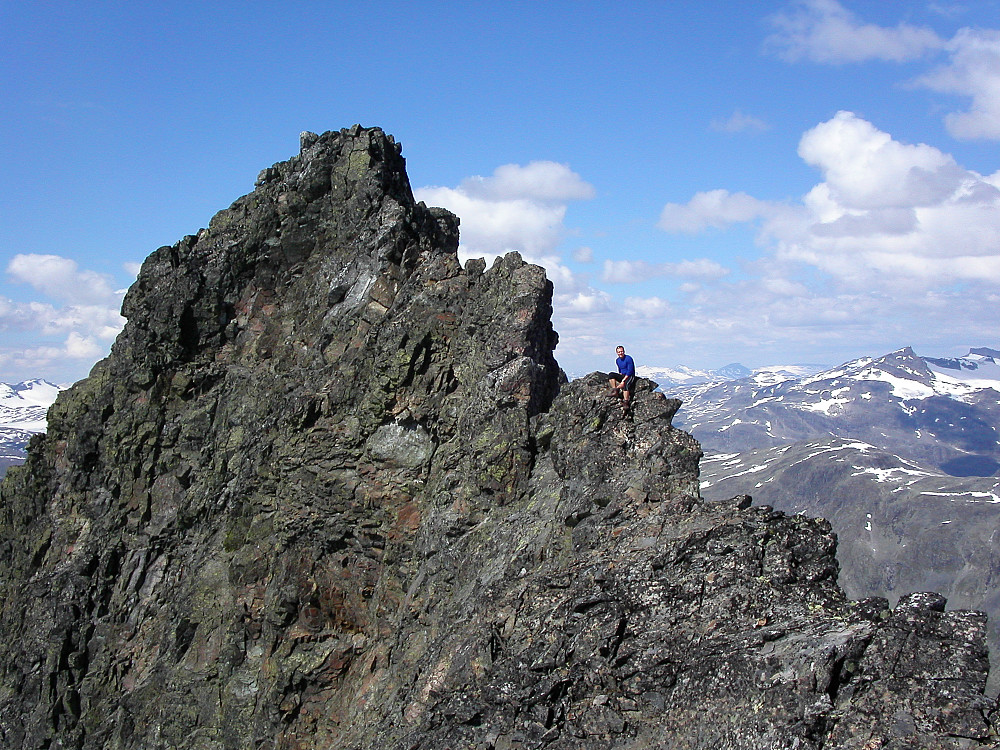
<box><xmin>682</xmin><ymin>346</ymin><xmax>1000</xmax><ymax>693</ymax></box>
<box><xmin>0</xmin><ymin>127</ymin><xmax>994</xmax><ymax>748</ymax></box>
<box><xmin>672</xmin><ymin>345</ymin><xmax>1000</xmax><ymax>478</ymax></box>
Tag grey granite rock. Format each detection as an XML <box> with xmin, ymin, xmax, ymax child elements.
<box><xmin>0</xmin><ymin>126</ymin><xmax>995</xmax><ymax>749</ymax></box>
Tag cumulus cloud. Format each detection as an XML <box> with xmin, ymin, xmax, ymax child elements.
<box><xmin>416</xmin><ymin>186</ymin><xmax>567</xmax><ymax>263</ymax></box>
<box><xmin>123</xmin><ymin>260</ymin><xmax>143</xmax><ymax>278</ymax></box>
<box><xmin>667</xmin><ymin>279</ymin><xmax>997</xmax><ymax>369</ymax></box>
<box><xmin>417</xmin><ymin>161</ymin><xmax>614</xmax><ymax>374</ymax></box>
<box><xmin>616</xmin><ymin>110</ymin><xmax>1000</xmax><ymax>371</ymax></box>
<box><xmin>559</xmin><ymin>290</ymin><xmax>613</xmax><ymax>314</ymax></box>
<box><xmin>661</xmin><ymin>111</ymin><xmax>1000</xmax><ymax>290</ymax></box>
<box><xmin>0</xmin><ymin>329</ymin><xmax>107</xmax><ymax>385</ymax></box>
<box><xmin>765</xmin><ymin>0</ymin><xmax>944</xmax><ymax>63</ymax></box>
<box><xmin>797</xmin><ymin>111</ymin><xmax>968</xmax><ymax>209</ymax></box>
<box><xmin>416</xmin><ymin>161</ymin><xmax>595</xmax><ymax>269</ymax></box>
<box><xmin>915</xmin><ymin>28</ymin><xmax>1000</xmax><ymax>140</ymax></box>
<box><xmin>658</xmin><ymin>190</ymin><xmax>773</xmax><ymax>232</ymax></box>
<box><xmin>8</xmin><ymin>254</ymin><xmax>119</xmax><ymax>305</ymax></box>
<box><xmin>602</xmin><ymin>258</ymin><xmax>730</xmax><ymax>284</ymax></box>
<box><xmin>0</xmin><ymin>253</ymin><xmax>127</xmax><ymax>381</ymax></box>
<box><xmin>457</xmin><ymin>161</ymin><xmax>596</xmax><ymax>203</ymax></box>
<box><xmin>63</xmin><ymin>332</ymin><xmax>104</xmax><ymax>359</ymax></box>
<box><xmin>623</xmin><ymin>296</ymin><xmax>672</xmax><ymax>319</ymax></box>
<box><xmin>780</xmin><ymin>112</ymin><xmax>1000</xmax><ymax>284</ymax></box>
<box><xmin>5</xmin><ymin>254</ymin><xmax>126</xmax><ymax>331</ymax></box>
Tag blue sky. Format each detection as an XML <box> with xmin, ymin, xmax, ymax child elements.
<box><xmin>2</xmin><ymin>0</ymin><xmax>999</xmax><ymax>383</ymax></box>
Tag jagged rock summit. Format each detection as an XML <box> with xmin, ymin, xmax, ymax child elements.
<box><xmin>0</xmin><ymin>127</ymin><xmax>994</xmax><ymax>749</ymax></box>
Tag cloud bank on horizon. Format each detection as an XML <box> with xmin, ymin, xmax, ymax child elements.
<box><xmin>1</xmin><ymin>0</ymin><xmax>998</xmax><ymax>383</ymax></box>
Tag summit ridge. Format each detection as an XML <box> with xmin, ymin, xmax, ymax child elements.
<box><xmin>0</xmin><ymin>127</ymin><xmax>994</xmax><ymax>749</ymax></box>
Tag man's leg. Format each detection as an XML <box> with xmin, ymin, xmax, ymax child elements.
<box><xmin>621</xmin><ymin>380</ymin><xmax>633</xmax><ymax>413</ymax></box>
<box><xmin>608</xmin><ymin>374</ymin><xmax>623</xmax><ymax>398</ymax></box>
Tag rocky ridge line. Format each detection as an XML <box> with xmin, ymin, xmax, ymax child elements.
<box><xmin>0</xmin><ymin>126</ymin><xmax>994</xmax><ymax>749</ymax></box>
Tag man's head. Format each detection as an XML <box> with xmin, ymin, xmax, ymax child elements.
<box><xmin>616</xmin><ymin>346</ymin><xmax>625</xmax><ymax>358</ymax></box>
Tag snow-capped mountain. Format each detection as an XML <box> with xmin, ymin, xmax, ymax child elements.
<box><xmin>0</xmin><ymin>379</ymin><xmax>63</xmax><ymax>473</ymax></box>
<box><xmin>683</xmin><ymin>346</ymin><xmax>1000</xmax><ymax>688</ymax></box>
<box><xmin>635</xmin><ymin>363</ymin><xmax>742</xmax><ymax>387</ymax></box>
<box><xmin>637</xmin><ymin>361</ymin><xmax>826</xmax><ymax>388</ymax></box>
<box><xmin>699</xmin><ymin>437</ymin><xmax>1000</xmax><ymax>656</ymax></box>
<box><xmin>673</xmin><ymin>347</ymin><xmax>1000</xmax><ymax>477</ymax></box>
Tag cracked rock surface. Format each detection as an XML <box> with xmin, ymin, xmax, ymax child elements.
<box><xmin>0</xmin><ymin>127</ymin><xmax>995</xmax><ymax>749</ymax></box>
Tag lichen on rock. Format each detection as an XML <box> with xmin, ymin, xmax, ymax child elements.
<box><xmin>0</xmin><ymin>126</ymin><xmax>994</xmax><ymax>749</ymax></box>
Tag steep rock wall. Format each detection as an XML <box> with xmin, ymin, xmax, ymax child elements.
<box><xmin>0</xmin><ymin>127</ymin><xmax>994</xmax><ymax>749</ymax></box>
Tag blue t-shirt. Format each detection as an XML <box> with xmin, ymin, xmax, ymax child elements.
<box><xmin>616</xmin><ymin>354</ymin><xmax>635</xmax><ymax>379</ymax></box>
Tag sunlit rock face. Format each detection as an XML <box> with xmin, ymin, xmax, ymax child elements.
<box><xmin>0</xmin><ymin>127</ymin><xmax>994</xmax><ymax>749</ymax></box>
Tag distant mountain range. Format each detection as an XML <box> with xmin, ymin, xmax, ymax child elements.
<box><xmin>671</xmin><ymin>346</ymin><xmax>1000</xmax><ymax>477</ymax></box>
<box><xmin>662</xmin><ymin>345</ymin><xmax>1000</xmax><ymax>690</ymax></box>
<box><xmin>636</xmin><ymin>361</ymin><xmax>827</xmax><ymax>388</ymax></box>
<box><xmin>0</xmin><ymin>379</ymin><xmax>63</xmax><ymax>475</ymax></box>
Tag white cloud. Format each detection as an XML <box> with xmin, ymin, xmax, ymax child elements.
<box><xmin>559</xmin><ymin>290</ymin><xmax>613</xmax><ymax>314</ymax></box>
<box><xmin>602</xmin><ymin>260</ymin><xmax>649</xmax><ymax>284</ymax></box>
<box><xmin>915</xmin><ymin>28</ymin><xmax>1000</xmax><ymax>140</ymax></box>
<box><xmin>416</xmin><ymin>161</ymin><xmax>595</xmax><ymax>269</ymax></box>
<box><xmin>6</xmin><ymin>331</ymin><xmax>105</xmax><ymax>381</ymax></box>
<box><xmin>417</xmin><ymin>162</ymin><xmax>614</xmax><ymax>375</ymax></box>
<box><xmin>7</xmin><ymin>254</ymin><xmax>118</xmax><ymax>305</ymax></box>
<box><xmin>797</xmin><ymin>111</ymin><xmax>967</xmax><ymax>209</ymax></box>
<box><xmin>0</xmin><ymin>254</ymin><xmax>127</xmax><ymax>382</ymax></box>
<box><xmin>660</xmin><ymin>112</ymin><xmax>1000</xmax><ymax>289</ymax></box>
<box><xmin>602</xmin><ymin>258</ymin><xmax>730</xmax><ymax>284</ymax></box>
<box><xmin>672</xmin><ymin>281</ymin><xmax>997</xmax><ymax>368</ymax></box>
<box><xmin>776</xmin><ymin>112</ymin><xmax>1000</xmax><ymax>285</ymax></box>
<box><xmin>123</xmin><ymin>260</ymin><xmax>143</xmax><ymax>278</ymax></box>
<box><xmin>658</xmin><ymin>189</ymin><xmax>772</xmax><ymax>232</ymax></box>
<box><xmin>623</xmin><ymin>111</ymin><xmax>1000</xmax><ymax>372</ymax></box>
<box><xmin>656</xmin><ymin>112</ymin><xmax>1000</xmax><ymax>292</ymax></box>
<box><xmin>0</xmin><ymin>297</ymin><xmax>124</xmax><ymax>339</ymax></box>
<box><xmin>765</xmin><ymin>0</ymin><xmax>944</xmax><ymax>63</ymax></box>
<box><xmin>760</xmin><ymin>277</ymin><xmax>810</xmax><ymax>297</ymax></box>
<box><xmin>459</xmin><ymin>161</ymin><xmax>595</xmax><ymax>203</ymax></box>
<box><xmin>671</xmin><ymin>259</ymin><xmax>731</xmax><ymax>279</ymax></box>
<box><xmin>623</xmin><ymin>296</ymin><xmax>672</xmax><ymax>319</ymax></box>
<box><xmin>768</xmin><ymin>2</ymin><xmax>1000</xmax><ymax>142</ymax></box>
<box><xmin>64</xmin><ymin>332</ymin><xmax>104</xmax><ymax>359</ymax></box>
<box><xmin>711</xmin><ymin>110</ymin><xmax>769</xmax><ymax>134</ymax></box>
<box><xmin>416</xmin><ymin>186</ymin><xmax>567</xmax><ymax>265</ymax></box>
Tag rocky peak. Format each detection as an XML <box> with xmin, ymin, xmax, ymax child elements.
<box><xmin>0</xmin><ymin>127</ymin><xmax>995</xmax><ymax>749</ymax></box>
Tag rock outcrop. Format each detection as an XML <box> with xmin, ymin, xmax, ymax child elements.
<box><xmin>0</xmin><ymin>126</ymin><xmax>995</xmax><ymax>749</ymax></box>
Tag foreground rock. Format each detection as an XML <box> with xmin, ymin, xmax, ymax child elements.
<box><xmin>0</xmin><ymin>127</ymin><xmax>995</xmax><ymax>749</ymax></box>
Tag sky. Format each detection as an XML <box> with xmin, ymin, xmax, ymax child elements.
<box><xmin>2</xmin><ymin>0</ymin><xmax>999</xmax><ymax>384</ymax></box>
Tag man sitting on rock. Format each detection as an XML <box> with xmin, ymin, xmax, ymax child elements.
<box><xmin>609</xmin><ymin>345</ymin><xmax>636</xmax><ymax>414</ymax></box>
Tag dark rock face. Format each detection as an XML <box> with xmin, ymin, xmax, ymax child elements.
<box><xmin>0</xmin><ymin>127</ymin><xmax>995</xmax><ymax>749</ymax></box>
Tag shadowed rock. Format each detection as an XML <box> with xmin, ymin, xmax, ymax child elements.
<box><xmin>0</xmin><ymin>127</ymin><xmax>994</xmax><ymax>749</ymax></box>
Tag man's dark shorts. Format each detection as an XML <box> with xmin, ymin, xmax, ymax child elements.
<box><xmin>609</xmin><ymin>372</ymin><xmax>634</xmax><ymax>392</ymax></box>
